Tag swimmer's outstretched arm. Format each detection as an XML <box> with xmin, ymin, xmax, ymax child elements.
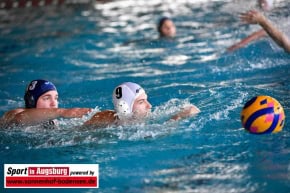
<box><xmin>240</xmin><ymin>10</ymin><xmax>290</xmax><ymax>53</ymax></box>
<box><xmin>1</xmin><ymin>108</ymin><xmax>92</xmax><ymax>126</ymax></box>
<box><xmin>170</xmin><ymin>105</ymin><xmax>200</xmax><ymax>121</ymax></box>
<box><xmin>227</xmin><ymin>29</ymin><xmax>267</xmax><ymax>52</ymax></box>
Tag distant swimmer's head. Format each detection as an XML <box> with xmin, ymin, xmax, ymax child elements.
<box><xmin>158</xmin><ymin>17</ymin><xmax>176</xmax><ymax>38</ymax></box>
<box><xmin>113</xmin><ymin>82</ymin><xmax>152</xmax><ymax>119</ymax></box>
<box><xmin>258</xmin><ymin>0</ymin><xmax>273</xmax><ymax>11</ymax></box>
<box><xmin>24</xmin><ymin>79</ymin><xmax>58</xmax><ymax>108</ymax></box>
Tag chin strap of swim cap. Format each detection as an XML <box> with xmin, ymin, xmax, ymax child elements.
<box><xmin>24</xmin><ymin>79</ymin><xmax>57</xmax><ymax>108</ymax></box>
<box><xmin>112</xmin><ymin>82</ymin><xmax>145</xmax><ymax>118</ymax></box>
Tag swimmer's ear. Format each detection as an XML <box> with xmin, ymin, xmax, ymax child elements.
<box><xmin>24</xmin><ymin>92</ymin><xmax>35</xmax><ymax>108</ymax></box>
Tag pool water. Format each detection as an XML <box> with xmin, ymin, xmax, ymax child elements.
<box><xmin>1</xmin><ymin>0</ymin><xmax>290</xmax><ymax>192</ymax></box>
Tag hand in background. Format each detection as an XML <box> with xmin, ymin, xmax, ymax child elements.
<box><xmin>240</xmin><ymin>10</ymin><xmax>266</xmax><ymax>25</ymax></box>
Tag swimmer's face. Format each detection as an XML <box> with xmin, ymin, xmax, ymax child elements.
<box><xmin>160</xmin><ymin>19</ymin><xmax>176</xmax><ymax>37</ymax></box>
<box><xmin>36</xmin><ymin>90</ymin><xmax>59</xmax><ymax>108</ymax></box>
<box><xmin>258</xmin><ymin>0</ymin><xmax>271</xmax><ymax>11</ymax></box>
<box><xmin>132</xmin><ymin>92</ymin><xmax>152</xmax><ymax>118</ymax></box>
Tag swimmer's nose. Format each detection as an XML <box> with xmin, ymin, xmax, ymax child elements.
<box><xmin>51</xmin><ymin>98</ymin><xmax>58</xmax><ymax>108</ymax></box>
<box><xmin>146</xmin><ymin>101</ymin><xmax>152</xmax><ymax>110</ymax></box>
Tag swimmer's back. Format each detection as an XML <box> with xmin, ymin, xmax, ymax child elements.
<box><xmin>84</xmin><ymin>110</ymin><xmax>117</xmax><ymax>128</ymax></box>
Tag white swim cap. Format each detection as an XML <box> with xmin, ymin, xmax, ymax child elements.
<box><xmin>112</xmin><ymin>82</ymin><xmax>145</xmax><ymax>117</ymax></box>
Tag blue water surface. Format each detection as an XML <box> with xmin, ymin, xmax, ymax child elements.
<box><xmin>0</xmin><ymin>0</ymin><xmax>290</xmax><ymax>192</ymax></box>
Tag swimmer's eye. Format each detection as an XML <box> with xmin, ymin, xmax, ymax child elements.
<box><xmin>137</xmin><ymin>99</ymin><xmax>145</xmax><ymax>104</ymax></box>
<box><xmin>41</xmin><ymin>95</ymin><xmax>58</xmax><ymax>101</ymax></box>
<box><xmin>42</xmin><ymin>96</ymin><xmax>50</xmax><ymax>100</ymax></box>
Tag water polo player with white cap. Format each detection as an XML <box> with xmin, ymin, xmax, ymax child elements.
<box><xmin>84</xmin><ymin>82</ymin><xmax>200</xmax><ymax>128</ymax></box>
<box><xmin>113</xmin><ymin>82</ymin><xmax>152</xmax><ymax>119</ymax></box>
<box><xmin>0</xmin><ymin>79</ymin><xmax>91</xmax><ymax>128</ymax></box>
<box><xmin>84</xmin><ymin>82</ymin><xmax>152</xmax><ymax>127</ymax></box>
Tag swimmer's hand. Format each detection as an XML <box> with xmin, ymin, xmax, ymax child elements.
<box><xmin>170</xmin><ymin>105</ymin><xmax>200</xmax><ymax>121</ymax></box>
<box><xmin>240</xmin><ymin>10</ymin><xmax>266</xmax><ymax>25</ymax></box>
<box><xmin>59</xmin><ymin>108</ymin><xmax>92</xmax><ymax>118</ymax></box>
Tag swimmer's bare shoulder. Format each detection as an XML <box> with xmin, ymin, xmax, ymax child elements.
<box><xmin>0</xmin><ymin>108</ymin><xmax>25</xmax><ymax>125</ymax></box>
<box><xmin>84</xmin><ymin>110</ymin><xmax>117</xmax><ymax>128</ymax></box>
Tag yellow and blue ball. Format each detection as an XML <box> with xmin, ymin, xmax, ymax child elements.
<box><xmin>241</xmin><ymin>96</ymin><xmax>285</xmax><ymax>134</ymax></box>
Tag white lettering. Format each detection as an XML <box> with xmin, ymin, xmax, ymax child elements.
<box><xmin>36</xmin><ymin>167</ymin><xmax>68</xmax><ymax>175</ymax></box>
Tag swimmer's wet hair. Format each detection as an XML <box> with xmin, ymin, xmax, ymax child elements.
<box><xmin>157</xmin><ymin>17</ymin><xmax>171</xmax><ymax>35</ymax></box>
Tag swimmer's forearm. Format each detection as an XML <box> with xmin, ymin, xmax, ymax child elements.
<box><xmin>58</xmin><ymin>108</ymin><xmax>92</xmax><ymax>118</ymax></box>
<box><xmin>259</xmin><ymin>16</ymin><xmax>290</xmax><ymax>53</ymax></box>
<box><xmin>227</xmin><ymin>29</ymin><xmax>267</xmax><ymax>52</ymax></box>
<box><xmin>11</xmin><ymin>109</ymin><xmax>59</xmax><ymax>125</ymax></box>
<box><xmin>12</xmin><ymin>108</ymin><xmax>91</xmax><ymax>126</ymax></box>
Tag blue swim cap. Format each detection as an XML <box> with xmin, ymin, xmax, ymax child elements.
<box><xmin>112</xmin><ymin>82</ymin><xmax>145</xmax><ymax>118</ymax></box>
<box><xmin>24</xmin><ymin>79</ymin><xmax>57</xmax><ymax>108</ymax></box>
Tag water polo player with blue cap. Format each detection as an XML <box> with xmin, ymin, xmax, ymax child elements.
<box><xmin>0</xmin><ymin>79</ymin><xmax>91</xmax><ymax>128</ymax></box>
<box><xmin>84</xmin><ymin>82</ymin><xmax>200</xmax><ymax>128</ymax></box>
<box><xmin>24</xmin><ymin>79</ymin><xmax>58</xmax><ymax>108</ymax></box>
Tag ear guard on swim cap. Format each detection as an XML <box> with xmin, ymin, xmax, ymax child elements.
<box><xmin>112</xmin><ymin>82</ymin><xmax>145</xmax><ymax>118</ymax></box>
<box><xmin>24</xmin><ymin>79</ymin><xmax>57</xmax><ymax>108</ymax></box>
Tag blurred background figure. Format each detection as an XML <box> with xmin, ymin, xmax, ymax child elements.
<box><xmin>240</xmin><ymin>9</ymin><xmax>290</xmax><ymax>53</ymax></box>
<box><xmin>157</xmin><ymin>17</ymin><xmax>176</xmax><ymax>38</ymax></box>
<box><xmin>258</xmin><ymin>0</ymin><xmax>274</xmax><ymax>11</ymax></box>
<box><xmin>227</xmin><ymin>0</ymin><xmax>274</xmax><ymax>52</ymax></box>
